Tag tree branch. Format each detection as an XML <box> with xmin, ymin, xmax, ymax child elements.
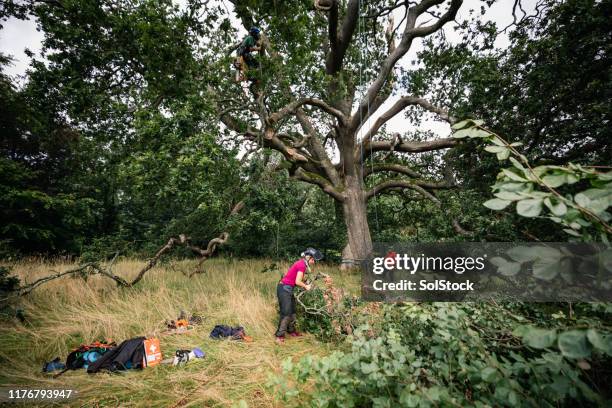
<box><xmin>365</xmin><ymin>137</ymin><xmax>457</xmax><ymax>158</ymax></box>
<box><xmin>326</xmin><ymin>0</ymin><xmax>360</xmax><ymax>74</ymax></box>
<box><xmin>295</xmin><ymin>109</ymin><xmax>342</xmax><ymax>186</ymax></box>
<box><xmin>360</xmin><ymin>96</ymin><xmax>455</xmax><ymax>147</ymax></box>
<box><xmin>326</xmin><ymin>1</ymin><xmax>339</xmax><ymax>71</ymax></box>
<box><xmin>293</xmin><ymin>168</ymin><xmax>345</xmax><ymax>201</ymax></box>
<box><xmin>366</xmin><ymin>178</ymin><xmax>451</xmax><ymax>199</ymax></box>
<box><xmin>7</xmin><ymin>201</ymin><xmax>247</xmax><ymax>298</ymax></box>
<box><xmin>349</xmin><ymin>0</ymin><xmax>462</xmax><ymax>133</ymax></box>
<box><xmin>268</xmin><ymin>98</ymin><xmax>347</xmax><ymax>125</ymax></box>
<box><xmin>364</xmin><ymin>163</ymin><xmax>421</xmax><ymax>178</ymax></box>
<box><xmin>366</xmin><ymin>179</ymin><xmax>472</xmax><ymax>235</ymax></box>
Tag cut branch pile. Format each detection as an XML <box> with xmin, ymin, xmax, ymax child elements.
<box><xmin>296</xmin><ymin>272</ymin><xmax>381</xmax><ymax>338</ymax></box>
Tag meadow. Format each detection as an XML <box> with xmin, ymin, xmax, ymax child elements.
<box><xmin>0</xmin><ymin>258</ymin><xmax>360</xmax><ymax>407</ymax></box>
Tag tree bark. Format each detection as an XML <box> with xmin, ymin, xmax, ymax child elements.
<box><xmin>341</xmin><ymin>183</ymin><xmax>372</xmax><ymax>269</ymax></box>
<box><xmin>340</xmin><ymin>133</ymin><xmax>372</xmax><ymax>268</ymax></box>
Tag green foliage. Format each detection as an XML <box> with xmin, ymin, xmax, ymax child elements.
<box><xmin>0</xmin><ymin>55</ymin><xmax>105</xmax><ymax>255</ymax></box>
<box><xmin>404</xmin><ymin>0</ymin><xmax>610</xmax><ymax>242</ymax></box>
<box><xmin>295</xmin><ymin>288</ymin><xmax>334</xmax><ymax>338</ymax></box>
<box><xmin>273</xmin><ymin>303</ymin><xmax>612</xmax><ymax>407</ymax></box>
<box><xmin>295</xmin><ymin>287</ymin><xmax>364</xmax><ymax>342</ymax></box>
<box><xmin>0</xmin><ymin>266</ymin><xmax>22</xmax><ymax>320</ymax></box>
<box><xmin>452</xmin><ymin>119</ymin><xmax>611</xmax><ymax>241</ymax></box>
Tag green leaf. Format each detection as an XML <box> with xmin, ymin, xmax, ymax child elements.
<box><xmin>496</xmin><ymin>149</ymin><xmax>511</xmax><ymax>160</ymax></box>
<box><xmin>427</xmin><ymin>386</ymin><xmax>441</xmax><ymax>401</ymax></box>
<box><xmin>360</xmin><ymin>361</ymin><xmax>378</xmax><ymax>374</ymax></box>
<box><xmin>566</xmin><ymin>173</ymin><xmax>580</xmax><ymax>184</ymax></box>
<box><xmin>509</xmin><ymin>157</ymin><xmax>526</xmax><ymax>172</ymax></box>
<box><xmin>532</xmin><ymin>166</ymin><xmax>550</xmax><ymax>177</ymax></box>
<box><xmin>587</xmin><ymin>329</ymin><xmax>612</xmax><ymax>356</ymax></box>
<box><xmin>481</xmin><ymin>367</ymin><xmax>498</xmax><ymax>382</ymax></box>
<box><xmin>558</xmin><ymin>330</ymin><xmax>591</xmax><ymax>359</ymax></box>
<box><xmin>522</xmin><ymin>327</ymin><xmax>557</xmax><ymax>349</ymax></box>
<box><xmin>506</xmin><ymin>246</ymin><xmax>541</xmax><ymax>263</ymax></box>
<box><xmin>574</xmin><ymin>188</ymin><xmax>611</xmax><ymax>214</ymax></box>
<box><xmin>502</xmin><ymin>168</ymin><xmax>528</xmax><ymax>182</ymax></box>
<box><xmin>483</xmin><ymin>198</ymin><xmax>511</xmax><ymax>210</ymax></box>
<box><xmin>516</xmin><ymin>198</ymin><xmax>543</xmax><ymax>217</ymax></box>
<box><xmin>495</xmin><ymin>191</ymin><xmax>524</xmax><ymax>201</ymax></box>
<box><xmin>469</xmin><ymin>128</ymin><xmax>492</xmax><ymax>138</ymax></box>
<box><xmin>451</xmin><ymin>119</ymin><xmax>471</xmax><ymax>130</ymax></box>
<box><xmin>532</xmin><ymin>258</ymin><xmax>561</xmax><ymax>281</ymax></box>
<box><xmin>452</xmin><ymin>128</ymin><xmax>472</xmax><ymax>139</ymax></box>
<box><xmin>490</xmin><ymin>257</ymin><xmax>521</xmax><ymax>276</ymax></box>
<box><xmin>544</xmin><ymin>197</ymin><xmax>568</xmax><ymax>216</ymax></box>
<box><xmin>494</xmin><ymin>181</ymin><xmax>532</xmax><ymax>193</ymax></box>
<box><xmin>542</xmin><ymin>174</ymin><xmax>567</xmax><ymax>188</ymax></box>
<box><xmin>484</xmin><ymin>145</ymin><xmax>506</xmax><ymax>153</ymax></box>
<box><xmin>563</xmin><ymin>228</ymin><xmax>582</xmax><ymax>237</ymax></box>
<box><xmin>508</xmin><ymin>390</ymin><xmax>519</xmax><ymax>406</ymax></box>
<box><xmin>490</xmin><ymin>136</ymin><xmax>506</xmax><ymax>146</ymax></box>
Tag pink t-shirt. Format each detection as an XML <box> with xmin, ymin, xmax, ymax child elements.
<box><xmin>281</xmin><ymin>259</ymin><xmax>307</xmax><ymax>286</ymax></box>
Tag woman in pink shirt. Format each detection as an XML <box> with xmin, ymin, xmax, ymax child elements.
<box><xmin>275</xmin><ymin>248</ymin><xmax>323</xmax><ymax>343</ymax></box>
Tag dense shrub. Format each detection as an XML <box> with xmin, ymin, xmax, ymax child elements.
<box><xmin>273</xmin><ymin>302</ymin><xmax>612</xmax><ymax>407</ymax></box>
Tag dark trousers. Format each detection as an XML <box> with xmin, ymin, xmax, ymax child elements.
<box><xmin>275</xmin><ymin>283</ymin><xmax>297</xmax><ymax>337</ymax></box>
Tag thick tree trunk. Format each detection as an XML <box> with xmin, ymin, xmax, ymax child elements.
<box><xmin>340</xmin><ymin>176</ymin><xmax>373</xmax><ymax>269</ymax></box>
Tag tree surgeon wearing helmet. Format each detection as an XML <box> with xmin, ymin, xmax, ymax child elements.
<box><xmin>234</xmin><ymin>27</ymin><xmax>262</xmax><ymax>83</ymax></box>
<box><xmin>274</xmin><ymin>248</ymin><xmax>323</xmax><ymax>344</ymax></box>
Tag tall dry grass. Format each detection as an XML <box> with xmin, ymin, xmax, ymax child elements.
<box><xmin>0</xmin><ymin>258</ymin><xmax>360</xmax><ymax>407</ymax></box>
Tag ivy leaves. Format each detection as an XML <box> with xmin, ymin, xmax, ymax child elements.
<box><xmin>515</xmin><ymin>326</ymin><xmax>612</xmax><ymax>360</ymax></box>
<box><xmin>452</xmin><ymin>119</ymin><xmax>612</xmax><ymax>240</ymax></box>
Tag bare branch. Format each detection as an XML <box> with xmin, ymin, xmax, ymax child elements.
<box><xmin>326</xmin><ymin>0</ymin><xmax>360</xmax><ymax>74</ymax></box>
<box><xmin>268</xmin><ymin>98</ymin><xmax>347</xmax><ymax>125</ymax></box>
<box><xmin>364</xmin><ymin>163</ymin><xmax>421</xmax><ymax>178</ymax></box>
<box><xmin>295</xmin><ymin>109</ymin><xmax>342</xmax><ymax>186</ymax></box>
<box><xmin>498</xmin><ymin>0</ymin><xmax>549</xmax><ymax>34</ymax></box>
<box><xmin>366</xmin><ymin>178</ymin><xmax>451</xmax><ymax>199</ymax></box>
<box><xmin>365</xmin><ymin>137</ymin><xmax>457</xmax><ymax>158</ymax></box>
<box><xmin>360</xmin><ymin>96</ymin><xmax>455</xmax><ymax>148</ymax></box>
<box><xmin>130</xmin><ymin>236</ymin><xmax>184</xmax><ymax>286</ymax></box>
<box><xmin>350</xmin><ymin>0</ymin><xmax>463</xmax><ymax>133</ymax></box>
<box><xmin>363</xmin><ymin>0</ymin><xmax>408</xmax><ymax>19</ymax></box>
<box><xmin>293</xmin><ymin>168</ymin><xmax>345</xmax><ymax>201</ymax></box>
<box><xmin>7</xmin><ymin>200</ymin><xmax>247</xmax><ymax>299</ymax></box>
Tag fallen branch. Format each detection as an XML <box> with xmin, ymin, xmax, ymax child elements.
<box><xmin>4</xmin><ymin>201</ymin><xmax>247</xmax><ymax>300</ymax></box>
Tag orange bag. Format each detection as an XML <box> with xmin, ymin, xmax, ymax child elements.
<box><xmin>143</xmin><ymin>338</ymin><xmax>162</xmax><ymax>367</ymax></box>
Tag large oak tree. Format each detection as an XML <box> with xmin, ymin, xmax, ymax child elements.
<box><xmin>207</xmin><ymin>0</ymin><xmax>465</xmax><ymax>263</ymax></box>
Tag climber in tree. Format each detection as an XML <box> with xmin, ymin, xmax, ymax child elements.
<box><xmin>275</xmin><ymin>248</ymin><xmax>323</xmax><ymax>344</ymax></box>
<box><xmin>234</xmin><ymin>26</ymin><xmax>262</xmax><ymax>84</ymax></box>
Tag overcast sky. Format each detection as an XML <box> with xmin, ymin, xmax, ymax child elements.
<box><xmin>0</xmin><ymin>0</ymin><xmax>530</xmax><ymax>137</ymax></box>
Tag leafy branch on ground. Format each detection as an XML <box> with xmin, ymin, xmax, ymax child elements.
<box><xmin>271</xmin><ymin>302</ymin><xmax>612</xmax><ymax>407</ymax></box>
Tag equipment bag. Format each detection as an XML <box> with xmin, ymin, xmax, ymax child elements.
<box><xmin>87</xmin><ymin>337</ymin><xmax>146</xmax><ymax>373</ymax></box>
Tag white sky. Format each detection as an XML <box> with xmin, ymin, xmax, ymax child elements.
<box><xmin>0</xmin><ymin>0</ymin><xmax>529</xmax><ymax>138</ymax></box>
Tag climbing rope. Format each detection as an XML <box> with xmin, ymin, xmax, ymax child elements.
<box><xmin>358</xmin><ymin>1</ymin><xmax>381</xmax><ymax>235</ymax></box>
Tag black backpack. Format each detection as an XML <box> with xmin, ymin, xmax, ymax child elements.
<box><xmin>65</xmin><ymin>341</ymin><xmax>116</xmax><ymax>370</ymax></box>
<box><xmin>87</xmin><ymin>337</ymin><xmax>146</xmax><ymax>373</ymax></box>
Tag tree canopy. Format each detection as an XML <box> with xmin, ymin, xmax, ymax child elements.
<box><xmin>1</xmin><ymin>0</ymin><xmax>610</xmax><ymax>259</ymax></box>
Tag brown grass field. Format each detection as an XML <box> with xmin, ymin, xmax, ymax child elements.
<box><xmin>0</xmin><ymin>258</ymin><xmax>360</xmax><ymax>407</ymax></box>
